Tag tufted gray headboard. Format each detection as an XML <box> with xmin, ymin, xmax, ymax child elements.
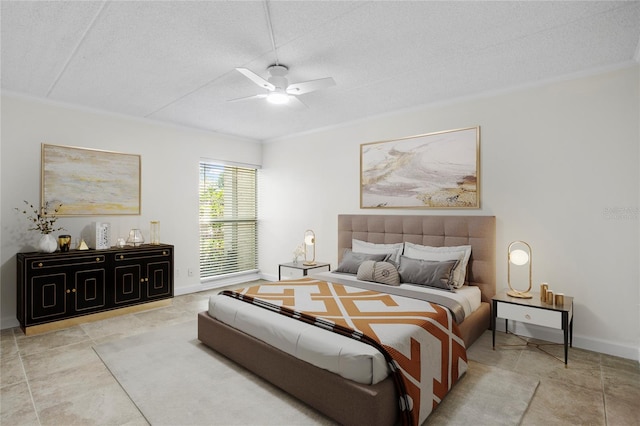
<box><xmin>337</xmin><ymin>215</ymin><xmax>496</xmax><ymax>303</ymax></box>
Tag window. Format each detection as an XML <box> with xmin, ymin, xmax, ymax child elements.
<box><xmin>199</xmin><ymin>161</ymin><xmax>258</xmax><ymax>279</ymax></box>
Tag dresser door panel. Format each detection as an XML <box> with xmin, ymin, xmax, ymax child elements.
<box><xmin>30</xmin><ymin>273</ymin><xmax>67</xmax><ymax>321</ymax></box>
<box><xmin>114</xmin><ymin>265</ymin><xmax>142</xmax><ymax>304</ymax></box>
<box><xmin>74</xmin><ymin>269</ymin><xmax>106</xmax><ymax>311</ymax></box>
<box><xmin>146</xmin><ymin>261</ymin><xmax>171</xmax><ymax>298</ymax></box>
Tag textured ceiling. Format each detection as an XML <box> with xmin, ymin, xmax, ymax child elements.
<box><xmin>2</xmin><ymin>1</ymin><xmax>639</xmax><ymax>141</ymax></box>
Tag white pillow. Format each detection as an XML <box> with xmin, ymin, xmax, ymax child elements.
<box><xmin>403</xmin><ymin>243</ymin><xmax>471</xmax><ymax>288</ymax></box>
<box><xmin>352</xmin><ymin>239</ymin><xmax>404</xmax><ymax>265</ymax></box>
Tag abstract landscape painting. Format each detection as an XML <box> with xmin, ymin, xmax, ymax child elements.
<box><xmin>360</xmin><ymin>127</ymin><xmax>479</xmax><ymax>208</ymax></box>
<box><xmin>42</xmin><ymin>144</ymin><xmax>141</xmax><ymax>216</ymax></box>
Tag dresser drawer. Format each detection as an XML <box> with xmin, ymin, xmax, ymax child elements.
<box><xmin>496</xmin><ymin>302</ymin><xmax>562</xmax><ymax>329</ymax></box>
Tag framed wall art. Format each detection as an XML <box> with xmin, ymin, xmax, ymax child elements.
<box><xmin>41</xmin><ymin>144</ymin><xmax>141</xmax><ymax>216</ymax></box>
<box><xmin>360</xmin><ymin>126</ymin><xmax>480</xmax><ymax>209</ymax></box>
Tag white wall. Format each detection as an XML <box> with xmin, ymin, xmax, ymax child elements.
<box><xmin>259</xmin><ymin>65</ymin><xmax>640</xmax><ymax>360</ymax></box>
<box><xmin>1</xmin><ymin>94</ymin><xmax>262</xmax><ymax>328</ymax></box>
<box><xmin>2</xmin><ymin>66</ymin><xmax>638</xmax><ymax>360</ymax></box>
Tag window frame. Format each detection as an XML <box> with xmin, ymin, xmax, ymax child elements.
<box><xmin>198</xmin><ymin>160</ymin><xmax>258</xmax><ymax>280</ymax></box>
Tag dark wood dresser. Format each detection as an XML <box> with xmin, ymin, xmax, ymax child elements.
<box><xmin>17</xmin><ymin>244</ymin><xmax>174</xmax><ymax>335</ymax></box>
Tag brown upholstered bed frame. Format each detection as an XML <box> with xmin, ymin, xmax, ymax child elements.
<box><xmin>198</xmin><ymin>214</ymin><xmax>496</xmax><ymax>426</ymax></box>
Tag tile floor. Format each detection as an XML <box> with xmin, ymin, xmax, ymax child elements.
<box><xmin>2</xmin><ymin>283</ymin><xmax>639</xmax><ymax>425</ymax></box>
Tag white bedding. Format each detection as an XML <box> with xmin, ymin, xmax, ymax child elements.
<box><xmin>208</xmin><ymin>277</ymin><xmax>481</xmax><ymax>386</ymax></box>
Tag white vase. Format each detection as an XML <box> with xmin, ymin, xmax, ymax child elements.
<box><xmin>38</xmin><ymin>234</ymin><xmax>58</xmax><ymax>253</ymax></box>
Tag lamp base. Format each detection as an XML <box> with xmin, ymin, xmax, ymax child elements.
<box><xmin>303</xmin><ymin>261</ymin><xmax>316</xmax><ymax>266</ymax></box>
<box><xmin>507</xmin><ymin>290</ymin><xmax>533</xmax><ymax>299</ymax></box>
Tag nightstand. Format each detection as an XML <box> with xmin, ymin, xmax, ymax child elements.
<box><xmin>492</xmin><ymin>291</ymin><xmax>574</xmax><ymax>364</ymax></box>
<box><xmin>278</xmin><ymin>262</ymin><xmax>330</xmax><ymax>280</ymax></box>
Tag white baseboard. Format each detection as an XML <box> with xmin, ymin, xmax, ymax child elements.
<box><xmin>494</xmin><ymin>321</ymin><xmax>639</xmax><ymax>362</ymax></box>
<box><xmin>261</xmin><ymin>272</ymin><xmax>278</xmax><ymax>282</ymax></box>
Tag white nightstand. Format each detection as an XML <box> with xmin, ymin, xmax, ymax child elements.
<box><xmin>492</xmin><ymin>291</ymin><xmax>574</xmax><ymax>364</ymax></box>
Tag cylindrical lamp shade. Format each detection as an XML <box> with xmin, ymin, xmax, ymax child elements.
<box><xmin>303</xmin><ymin>230</ymin><xmax>316</xmax><ymax>266</ymax></box>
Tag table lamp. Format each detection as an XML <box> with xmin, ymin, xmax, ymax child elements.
<box><xmin>303</xmin><ymin>230</ymin><xmax>316</xmax><ymax>265</ymax></box>
<box><xmin>507</xmin><ymin>240</ymin><xmax>532</xmax><ymax>298</ymax></box>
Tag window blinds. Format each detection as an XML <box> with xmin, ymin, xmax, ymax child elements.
<box><xmin>199</xmin><ymin>161</ymin><xmax>257</xmax><ymax>278</ymax></box>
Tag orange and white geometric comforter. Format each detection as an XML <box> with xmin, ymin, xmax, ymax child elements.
<box><xmin>222</xmin><ymin>278</ymin><xmax>468</xmax><ymax>425</ymax></box>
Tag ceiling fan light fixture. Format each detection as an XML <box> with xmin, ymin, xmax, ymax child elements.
<box><xmin>233</xmin><ymin>64</ymin><xmax>334</xmax><ymax>107</ymax></box>
<box><xmin>267</xmin><ymin>91</ymin><xmax>289</xmax><ymax>105</ymax></box>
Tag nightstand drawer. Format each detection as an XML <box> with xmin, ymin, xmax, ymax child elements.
<box><xmin>496</xmin><ymin>302</ymin><xmax>562</xmax><ymax>329</ymax></box>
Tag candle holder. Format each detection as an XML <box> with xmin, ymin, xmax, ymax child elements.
<box><xmin>58</xmin><ymin>235</ymin><xmax>71</xmax><ymax>252</ymax></box>
<box><xmin>126</xmin><ymin>229</ymin><xmax>144</xmax><ymax>246</ymax></box>
<box><xmin>150</xmin><ymin>221</ymin><xmax>160</xmax><ymax>245</ymax></box>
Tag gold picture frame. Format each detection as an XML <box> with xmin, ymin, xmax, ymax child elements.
<box><xmin>360</xmin><ymin>126</ymin><xmax>480</xmax><ymax>209</ymax></box>
<box><xmin>41</xmin><ymin>144</ymin><xmax>141</xmax><ymax>216</ymax></box>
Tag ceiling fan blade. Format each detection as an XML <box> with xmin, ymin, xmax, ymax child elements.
<box><xmin>287</xmin><ymin>77</ymin><xmax>336</xmax><ymax>95</ymax></box>
<box><xmin>227</xmin><ymin>93</ymin><xmax>268</xmax><ymax>103</ymax></box>
<box><xmin>287</xmin><ymin>96</ymin><xmax>308</xmax><ymax>109</ymax></box>
<box><xmin>236</xmin><ymin>68</ymin><xmax>275</xmax><ymax>91</ymax></box>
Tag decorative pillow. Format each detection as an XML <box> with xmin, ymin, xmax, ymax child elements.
<box><xmin>356</xmin><ymin>261</ymin><xmax>400</xmax><ymax>286</ymax></box>
<box><xmin>403</xmin><ymin>243</ymin><xmax>471</xmax><ymax>288</ymax></box>
<box><xmin>335</xmin><ymin>250</ymin><xmax>389</xmax><ymax>274</ymax></box>
<box><xmin>397</xmin><ymin>256</ymin><xmax>459</xmax><ymax>290</ymax></box>
<box><xmin>352</xmin><ymin>239</ymin><xmax>404</xmax><ymax>266</ymax></box>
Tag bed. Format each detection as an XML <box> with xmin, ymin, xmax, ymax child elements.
<box><xmin>198</xmin><ymin>214</ymin><xmax>496</xmax><ymax>425</ymax></box>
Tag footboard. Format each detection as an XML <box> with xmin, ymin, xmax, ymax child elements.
<box><xmin>197</xmin><ymin>311</ymin><xmax>398</xmax><ymax>426</ymax></box>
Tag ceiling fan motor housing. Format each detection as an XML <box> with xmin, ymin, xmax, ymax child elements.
<box><xmin>268</xmin><ymin>65</ymin><xmax>289</xmax><ymax>90</ymax></box>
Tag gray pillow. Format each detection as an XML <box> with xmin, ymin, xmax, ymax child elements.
<box><xmin>398</xmin><ymin>256</ymin><xmax>459</xmax><ymax>290</ymax></box>
<box><xmin>335</xmin><ymin>250</ymin><xmax>390</xmax><ymax>274</ymax></box>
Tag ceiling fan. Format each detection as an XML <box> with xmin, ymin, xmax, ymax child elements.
<box><xmin>231</xmin><ymin>64</ymin><xmax>336</xmax><ymax>107</ymax></box>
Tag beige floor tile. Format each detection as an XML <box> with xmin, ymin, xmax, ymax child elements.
<box><xmin>21</xmin><ymin>341</ymin><xmax>98</xmax><ymax>381</ymax></box>
<box><xmin>602</xmin><ymin>365</ymin><xmax>640</xmax><ymax>406</ymax></box>
<box><xmin>29</xmin><ymin>358</ymin><xmax>116</xmax><ymax>411</ymax></box>
<box><xmin>133</xmin><ymin>305</ymin><xmax>196</xmax><ymax>328</ymax></box>
<box><xmin>1</xmin><ymin>327</ymin><xmax>19</xmax><ymax>358</ymax></box>
<box><xmin>37</xmin><ymin>380</ymin><xmax>148</xmax><ymax>426</ymax></box>
<box><xmin>15</xmin><ymin>326</ymin><xmax>90</xmax><ymax>356</ymax></box>
<box><xmin>604</xmin><ymin>396</ymin><xmax>640</xmax><ymax>426</ymax></box>
<box><xmin>0</xmin><ymin>381</ymin><xmax>40</xmax><ymax>425</ymax></box>
<box><xmin>522</xmin><ymin>378</ymin><xmax>606</xmax><ymax>425</ymax></box>
<box><xmin>513</xmin><ymin>347</ymin><xmax>603</xmax><ymax>391</ymax></box>
<box><xmin>466</xmin><ymin>331</ymin><xmax>523</xmax><ymax>370</ymax></box>
<box><xmin>601</xmin><ymin>353</ymin><xmax>640</xmax><ymax>374</ymax></box>
<box><xmin>80</xmin><ymin>313</ymin><xmax>147</xmax><ymax>340</ymax></box>
<box><xmin>0</xmin><ymin>352</ymin><xmax>26</xmax><ymax>387</ymax></box>
<box><xmin>171</xmin><ymin>293</ymin><xmax>211</xmax><ymax>314</ymax></box>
